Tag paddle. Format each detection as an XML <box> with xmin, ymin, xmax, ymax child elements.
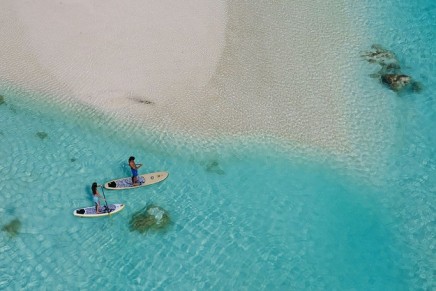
<box><xmin>100</xmin><ymin>185</ymin><xmax>112</xmax><ymax>214</ymax></box>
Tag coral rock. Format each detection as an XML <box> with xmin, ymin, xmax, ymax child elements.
<box><xmin>381</xmin><ymin>74</ymin><xmax>411</xmax><ymax>91</ymax></box>
<box><xmin>129</xmin><ymin>205</ymin><xmax>170</xmax><ymax>234</ymax></box>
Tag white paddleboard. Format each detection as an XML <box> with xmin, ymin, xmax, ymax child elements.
<box><xmin>104</xmin><ymin>171</ymin><xmax>169</xmax><ymax>190</ymax></box>
<box><xmin>73</xmin><ymin>203</ymin><xmax>125</xmax><ymax>217</ymax></box>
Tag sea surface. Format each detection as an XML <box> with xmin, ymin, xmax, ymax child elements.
<box><xmin>0</xmin><ymin>1</ymin><xmax>435</xmax><ymax>290</ymax></box>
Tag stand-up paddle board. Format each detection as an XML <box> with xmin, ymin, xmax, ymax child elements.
<box><xmin>73</xmin><ymin>204</ymin><xmax>125</xmax><ymax>217</ymax></box>
<box><xmin>104</xmin><ymin>171</ymin><xmax>169</xmax><ymax>190</ymax></box>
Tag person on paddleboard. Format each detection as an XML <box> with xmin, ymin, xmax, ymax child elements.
<box><xmin>129</xmin><ymin>156</ymin><xmax>143</xmax><ymax>186</ymax></box>
<box><xmin>92</xmin><ymin>182</ymin><xmax>105</xmax><ymax>214</ymax></box>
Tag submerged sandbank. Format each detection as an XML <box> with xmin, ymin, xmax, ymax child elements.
<box><xmin>0</xmin><ymin>1</ymin><xmax>365</xmax><ymax>154</ymax></box>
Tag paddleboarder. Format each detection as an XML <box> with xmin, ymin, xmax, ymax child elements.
<box><xmin>129</xmin><ymin>156</ymin><xmax>143</xmax><ymax>186</ymax></box>
<box><xmin>91</xmin><ymin>182</ymin><xmax>105</xmax><ymax>214</ymax></box>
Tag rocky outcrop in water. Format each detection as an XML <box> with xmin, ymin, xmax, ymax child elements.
<box><xmin>381</xmin><ymin>74</ymin><xmax>411</xmax><ymax>92</ymax></box>
<box><xmin>0</xmin><ymin>95</ymin><xmax>5</xmax><ymax>105</ymax></box>
<box><xmin>2</xmin><ymin>218</ymin><xmax>21</xmax><ymax>237</ymax></box>
<box><xmin>36</xmin><ymin>131</ymin><xmax>48</xmax><ymax>140</ymax></box>
<box><xmin>129</xmin><ymin>205</ymin><xmax>170</xmax><ymax>234</ymax></box>
<box><xmin>206</xmin><ymin>160</ymin><xmax>225</xmax><ymax>175</ymax></box>
<box><xmin>361</xmin><ymin>45</ymin><xmax>422</xmax><ymax>93</ymax></box>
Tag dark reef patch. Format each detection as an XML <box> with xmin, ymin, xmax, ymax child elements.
<box><xmin>206</xmin><ymin>160</ymin><xmax>225</xmax><ymax>175</ymax></box>
<box><xmin>36</xmin><ymin>131</ymin><xmax>48</xmax><ymax>140</ymax></box>
<box><xmin>381</xmin><ymin>74</ymin><xmax>412</xmax><ymax>92</ymax></box>
<box><xmin>0</xmin><ymin>95</ymin><xmax>5</xmax><ymax>105</ymax></box>
<box><xmin>8</xmin><ymin>105</ymin><xmax>17</xmax><ymax>113</ymax></box>
<box><xmin>361</xmin><ymin>44</ymin><xmax>422</xmax><ymax>93</ymax></box>
<box><xmin>2</xmin><ymin>218</ymin><xmax>21</xmax><ymax>237</ymax></box>
<box><xmin>129</xmin><ymin>205</ymin><xmax>171</xmax><ymax>234</ymax></box>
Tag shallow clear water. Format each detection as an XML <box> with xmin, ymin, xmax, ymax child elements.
<box><xmin>356</xmin><ymin>0</ymin><xmax>436</xmax><ymax>289</ymax></box>
<box><xmin>0</xmin><ymin>93</ymin><xmax>409</xmax><ymax>290</ymax></box>
<box><xmin>1</xmin><ymin>1</ymin><xmax>435</xmax><ymax>290</ymax></box>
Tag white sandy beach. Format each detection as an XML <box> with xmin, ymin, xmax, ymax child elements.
<box><xmin>0</xmin><ymin>1</ymin><xmax>362</xmax><ymax>153</ymax></box>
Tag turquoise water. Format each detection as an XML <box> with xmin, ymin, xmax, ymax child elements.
<box><xmin>1</xmin><ymin>1</ymin><xmax>435</xmax><ymax>291</ymax></box>
<box><xmin>357</xmin><ymin>0</ymin><xmax>436</xmax><ymax>289</ymax></box>
<box><xmin>0</xmin><ymin>92</ymin><xmax>409</xmax><ymax>290</ymax></box>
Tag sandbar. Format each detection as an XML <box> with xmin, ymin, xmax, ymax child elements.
<box><xmin>0</xmin><ymin>1</ymin><xmax>362</xmax><ymax>153</ymax></box>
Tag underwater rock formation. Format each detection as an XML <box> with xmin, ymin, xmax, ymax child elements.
<box><xmin>129</xmin><ymin>205</ymin><xmax>170</xmax><ymax>234</ymax></box>
<box><xmin>381</xmin><ymin>74</ymin><xmax>411</xmax><ymax>92</ymax></box>
<box><xmin>361</xmin><ymin>44</ymin><xmax>400</xmax><ymax>68</ymax></box>
<box><xmin>0</xmin><ymin>95</ymin><xmax>5</xmax><ymax>105</ymax></box>
<box><xmin>36</xmin><ymin>131</ymin><xmax>48</xmax><ymax>140</ymax></box>
<box><xmin>2</xmin><ymin>218</ymin><xmax>21</xmax><ymax>237</ymax></box>
<box><xmin>206</xmin><ymin>160</ymin><xmax>225</xmax><ymax>175</ymax></box>
<box><xmin>362</xmin><ymin>44</ymin><xmax>422</xmax><ymax>93</ymax></box>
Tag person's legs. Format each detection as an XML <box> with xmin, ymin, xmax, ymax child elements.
<box><xmin>131</xmin><ymin>168</ymin><xmax>139</xmax><ymax>185</ymax></box>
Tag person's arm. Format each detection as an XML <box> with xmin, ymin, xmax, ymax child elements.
<box><xmin>136</xmin><ymin>163</ymin><xmax>142</xmax><ymax>168</ymax></box>
<box><xmin>129</xmin><ymin>161</ymin><xmax>137</xmax><ymax>169</ymax></box>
